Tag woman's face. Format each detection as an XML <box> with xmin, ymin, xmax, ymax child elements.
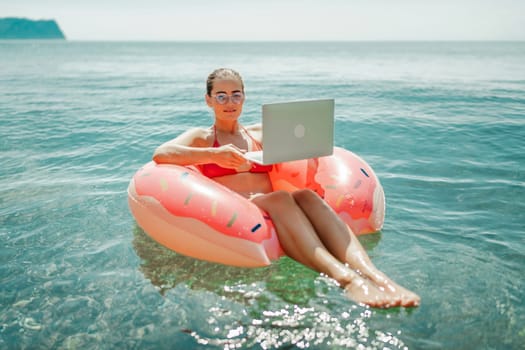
<box><xmin>206</xmin><ymin>78</ymin><xmax>245</xmax><ymax>122</ymax></box>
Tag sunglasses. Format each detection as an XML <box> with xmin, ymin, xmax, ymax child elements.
<box><xmin>211</xmin><ymin>92</ymin><xmax>244</xmax><ymax>105</ymax></box>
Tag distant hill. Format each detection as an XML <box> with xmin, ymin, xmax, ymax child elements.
<box><xmin>0</xmin><ymin>17</ymin><xmax>65</xmax><ymax>39</ymax></box>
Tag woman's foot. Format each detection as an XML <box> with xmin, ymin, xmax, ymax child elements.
<box><xmin>342</xmin><ymin>244</ymin><xmax>420</xmax><ymax>307</ymax></box>
<box><xmin>365</xmin><ymin>272</ymin><xmax>420</xmax><ymax>307</ymax></box>
<box><xmin>325</xmin><ymin>259</ymin><xmax>418</xmax><ymax>308</ymax></box>
<box><xmin>343</xmin><ymin>275</ymin><xmax>402</xmax><ymax>308</ymax></box>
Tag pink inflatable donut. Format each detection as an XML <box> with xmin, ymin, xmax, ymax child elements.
<box><xmin>128</xmin><ymin>147</ymin><xmax>385</xmax><ymax>267</ymax></box>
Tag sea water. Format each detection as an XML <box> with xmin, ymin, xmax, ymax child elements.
<box><xmin>0</xmin><ymin>41</ymin><xmax>524</xmax><ymax>349</ymax></box>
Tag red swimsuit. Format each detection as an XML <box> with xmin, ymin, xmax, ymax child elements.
<box><xmin>200</xmin><ymin>126</ymin><xmax>273</xmax><ymax>178</ymax></box>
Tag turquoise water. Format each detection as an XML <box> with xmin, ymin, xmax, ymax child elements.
<box><xmin>1</xmin><ymin>41</ymin><xmax>524</xmax><ymax>349</ymax></box>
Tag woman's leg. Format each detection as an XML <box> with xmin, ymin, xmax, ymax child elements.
<box><xmin>252</xmin><ymin>191</ymin><xmax>402</xmax><ymax>308</ymax></box>
<box><xmin>292</xmin><ymin>189</ymin><xmax>420</xmax><ymax>307</ymax></box>
<box><xmin>252</xmin><ymin>191</ymin><xmax>351</xmax><ymax>280</ymax></box>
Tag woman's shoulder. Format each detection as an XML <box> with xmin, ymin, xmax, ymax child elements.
<box><xmin>244</xmin><ymin>123</ymin><xmax>263</xmax><ymax>143</ymax></box>
<box><xmin>185</xmin><ymin>126</ymin><xmax>212</xmax><ymax>137</ymax></box>
<box><xmin>244</xmin><ymin>123</ymin><xmax>262</xmax><ymax>132</ymax></box>
<box><xmin>173</xmin><ymin>126</ymin><xmax>213</xmax><ymax>147</ymax></box>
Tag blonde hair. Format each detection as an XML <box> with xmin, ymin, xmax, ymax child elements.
<box><xmin>206</xmin><ymin>68</ymin><xmax>244</xmax><ymax>96</ymax></box>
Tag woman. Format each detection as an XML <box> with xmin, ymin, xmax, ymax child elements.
<box><xmin>153</xmin><ymin>68</ymin><xmax>420</xmax><ymax>308</ymax></box>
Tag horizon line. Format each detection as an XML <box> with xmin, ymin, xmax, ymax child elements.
<box><xmin>2</xmin><ymin>38</ymin><xmax>525</xmax><ymax>43</ymax></box>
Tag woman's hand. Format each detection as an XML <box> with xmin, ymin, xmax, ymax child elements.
<box><xmin>214</xmin><ymin>144</ymin><xmax>251</xmax><ymax>171</ymax></box>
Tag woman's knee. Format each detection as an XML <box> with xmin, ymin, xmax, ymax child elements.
<box><xmin>292</xmin><ymin>188</ymin><xmax>321</xmax><ymax>204</ymax></box>
<box><xmin>293</xmin><ymin>188</ymin><xmax>334</xmax><ymax>216</ymax></box>
<box><xmin>252</xmin><ymin>190</ymin><xmax>295</xmax><ymax>210</ymax></box>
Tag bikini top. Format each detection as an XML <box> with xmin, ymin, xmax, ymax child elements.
<box><xmin>200</xmin><ymin>126</ymin><xmax>273</xmax><ymax>178</ymax></box>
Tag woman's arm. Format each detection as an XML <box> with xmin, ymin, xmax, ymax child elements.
<box><xmin>153</xmin><ymin>128</ymin><xmax>212</xmax><ymax>165</ymax></box>
<box><xmin>152</xmin><ymin>128</ymin><xmax>248</xmax><ymax>169</ymax></box>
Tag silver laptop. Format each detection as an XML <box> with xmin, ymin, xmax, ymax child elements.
<box><xmin>244</xmin><ymin>99</ymin><xmax>334</xmax><ymax>165</ymax></box>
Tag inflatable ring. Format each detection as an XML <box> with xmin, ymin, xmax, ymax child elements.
<box><xmin>128</xmin><ymin>147</ymin><xmax>385</xmax><ymax>267</ymax></box>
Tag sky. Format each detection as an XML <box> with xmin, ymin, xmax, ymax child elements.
<box><xmin>2</xmin><ymin>0</ymin><xmax>524</xmax><ymax>41</ymax></box>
